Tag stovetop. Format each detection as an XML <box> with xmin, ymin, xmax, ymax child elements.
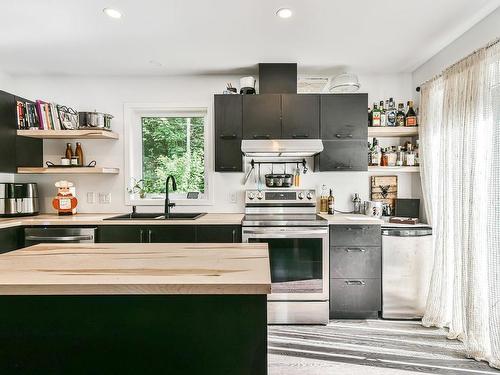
<box><xmin>242</xmin><ymin>214</ymin><xmax>328</xmax><ymax>227</ymax></box>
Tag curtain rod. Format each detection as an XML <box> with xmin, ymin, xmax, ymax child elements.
<box><xmin>415</xmin><ymin>37</ymin><xmax>500</xmax><ymax>92</ymax></box>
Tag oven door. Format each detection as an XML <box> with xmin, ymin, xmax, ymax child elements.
<box><xmin>242</xmin><ymin>226</ymin><xmax>329</xmax><ymax>301</ymax></box>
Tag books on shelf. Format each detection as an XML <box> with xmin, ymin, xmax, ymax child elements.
<box><xmin>16</xmin><ymin>100</ymin><xmax>63</xmax><ymax>130</ymax></box>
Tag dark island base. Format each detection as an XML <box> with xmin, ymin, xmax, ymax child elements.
<box><xmin>0</xmin><ymin>295</ymin><xmax>267</xmax><ymax>375</ymax></box>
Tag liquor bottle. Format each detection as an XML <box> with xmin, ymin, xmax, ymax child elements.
<box><xmin>414</xmin><ymin>140</ymin><xmax>420</xmax><ymax>166</ymax></box>
<box><xmin>386</xmin><ymin>98</ymin><xmax>397</xmax><ymax>126</ymax></box>
<box><xmin>405</xmin><ymin>100</ymin><xmax>417</xmax><ymax>126</ymax></box>
<box><xmin>367</xmin><ymin>107</ymin><xmax>372</xmax><ymax>127</ymax></box>
<box><xmin>328</xmin><ymin>189</ymin><xmax>335</xmax><ymax>215</ymax></box>
<box><xmin>75</xmin><ymin>142</ymin><xmax>84</xmax><ymax>166</ymax></box>
<box><xmin>371</xmin><ymin>103</ymin><xmax>381</xmax><ymax>127</ymax></box>
<box><xmin>65</xmin><ymin>143</ymin><xmax>73</xmax><ymax>159</ymax></box>
<box><xmin>379</xmin><ymin>100</ymin><xmax>387</xmax><ymax>127</ymax></box>
<box><xmin>370</xmin><ymin>138</ymin><xmax>381</xmax><ymax>166</ymax></box>
<box><xmin>320</xmin><ymin>185</ymin><xmax>328</xmax><ymax>213</ymax></box>
<box><xmin>352</xmin><ymin>193</ymin><xmax>362</xmax><ymax>214</ymax></box>
<box><xmin>396</xmin><ymin>103</ymin><xmax>406</xmax><ymax>126</ymax></box>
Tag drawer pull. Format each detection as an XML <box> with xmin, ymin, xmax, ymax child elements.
<box><xmin>345</xmin><ymin>280</ymin><xmax>366</xmax><ymax>286</ymax></box>
<box><xmin>345</xmin><ymin>248</ymin><xmax>366</xmax><ymax>252</ymax></box>
<box><xmin>335</xmin><ymin>133</ymin><xmax>353</xmax><ymax>139</ymax></box>
<box><xmin>220</xmin><ymin>134</ymin><xmax>237</xmax><ymax>140</ymax></box>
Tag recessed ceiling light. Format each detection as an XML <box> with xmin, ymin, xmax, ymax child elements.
<box><xmin>103</xmin><ymin>8</ymin><xmax>122</xmax><ymax>19</ymax></box>
<box><xmin>276</xmin><ymin>8</ymin><xmax>292</xmax><ymax>19</ymax></box>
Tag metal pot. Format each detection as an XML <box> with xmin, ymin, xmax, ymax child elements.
<box><xmin>78</xmin><ymin>111</ymin><xmax>113</xmax><ymax>130</ymax></box>
<box><xmin>265</xmin><ymin>174</ymin><xmax>293</xmax><ymax>188</ymax></box>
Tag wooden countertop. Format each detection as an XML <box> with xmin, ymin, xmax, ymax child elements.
<box><xmin>318</xmin><ymin>213</ymin><xmax>383</xmax><ymax>225</ymax></box>
<box><xmin>0</xmin><ymin>243</ymin><xmax>271</xmax><ymax>295</ymax></box>
<box><xmin>0</xmin><ymin>213</ymin><xmax>245</xmax><ymax>229</ymax></box>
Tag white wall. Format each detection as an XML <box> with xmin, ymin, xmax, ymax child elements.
<box><xmin>413</xmin><ymin>6</ymin><xmax>500</xmax><ymax>87</ymax></box>
<box><xmin>10</xmin><ymin>72</ymin><xmax>417</xmax><ymax>214</ymax></box>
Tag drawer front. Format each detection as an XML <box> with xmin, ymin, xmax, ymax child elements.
<box><xmin>330</xmin><ymin>278</ymin><xmax>381</xmax><ymax>312</ymax></box>
<box><xmin>330</xmin><ymin>246</ymin><xmax>381</xmax><ymax>278</ymax></box>
<box><xmin>330</xmin><ymin>225</ymin><xmax>381</xmax><ymax>247</ymax></box>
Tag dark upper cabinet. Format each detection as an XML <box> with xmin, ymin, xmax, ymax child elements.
<box><xmin>281</xmin><ymin>94</ymin><xmax>320</xmax><ymax>139</ymax></box>
<box><xmin>315</xmin><ymin>140</ymin><xmax>368</xmax><ymax>171</ymax></box>
<box><xmin>196</xmin><ymin>225</ymin><xmax>241</xmax><ymax>243</ymax></box>
<box><xmin>242</xmin><ymin>94</ymin><xmax>282</xmax><ymax>140</ymax></box>
<box><xmin>215</xmin><ymin>95</ymin><xmax>243</xmax><ymax>172</ymax></box>
<box><xmin>320</xmin><ymin>94</ymin><xmax>368</xmax><ymax>140</ymax></box>
<box><xmin>0</xmin><ymin>90</ymin><xmax>43</xmax><ymax>173</ymax></box>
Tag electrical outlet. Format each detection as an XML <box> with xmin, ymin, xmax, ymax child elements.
<box><xmin>99</xmin><ymin>193</ymin><xmax>111</xmax><ymax>204</ymax></box>
<box><xmin>87</xmin><ymin>192</ymin><xmax>95</xmax><ymax>204</ymax></box>
<box><xmin>229</xmin><ymin>192</ymin><xmax>237</xmax><ymax>204</ymax></box>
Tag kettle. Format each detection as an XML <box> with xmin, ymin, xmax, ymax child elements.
<box><xmin>240</xmin><ymin>76</ymin><xmax>256</xmax><ymax>94</ymax></box>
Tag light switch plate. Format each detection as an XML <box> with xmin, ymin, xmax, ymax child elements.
<box><xmin>229</xmin><ymin>192</ymin><xmax>237</xmax><ymax>204</ymax></box>
<box><xmin>87</xmin><ymin>192</ymin><xmax>95</xmax><ymax>204</ymax></box>
<box><xmin>99</xmin><ymin>193</ymin><xmax>111</xmax><ymax>204</ymax></box>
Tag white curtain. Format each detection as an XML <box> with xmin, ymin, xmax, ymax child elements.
<box><xmin>419</xmin><ymin>40</ymin><xmax>500</xmax><ymax>369</ymax></box>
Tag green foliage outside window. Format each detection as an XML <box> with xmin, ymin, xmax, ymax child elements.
<box><xmin>142</xmin><ymin>116</ymin><xmax>205</xmax><ymax>195</ymax></box>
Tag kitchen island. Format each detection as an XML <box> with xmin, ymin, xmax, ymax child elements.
<box><xmin>0</xmin><ymin>243</ymin><xmax>270</xmax><ymax>375</ymax></box>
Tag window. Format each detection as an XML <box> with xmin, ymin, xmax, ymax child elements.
<box><xmin>124</xmin><ymin>105</ymin><xmax>210</xmax><ymax>205</ymax></box>
<box><xmin>141</xmin><ymin>116</ymin><xmax>205</xmax><ymax>195</ymax></box>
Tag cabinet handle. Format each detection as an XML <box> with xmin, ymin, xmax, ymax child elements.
<box><xmin>232</xmin><ymin>229</ymin><xmax>236</xmax><ymax>243</ymax></box>
<box><xmin>345</xmin><ymin>248</ymin><xmax>366</xmax><ymax>252</ymax></box>
<box><xmin>292</xmin><ymin>134</ymin><xmax>309</xmax><ymax>139</ymax></box>
<box><xmin>148</xmin><ymin>229</ymin><xmax>152</xmax><ymax>243</ymax></box>
<box><xmin>252</xmin><ymin>135</ymin><xmax>270</xmax><ymax>139</ymax></box>
<box><xmin>140</xmin><ymin>229</ymin><xmax>144</xmax><ymax>243</ymax></box>
<box><xmin>335</xmin><ymin>165</ymin><xmax>352</xmax><ymax>169</ymax></box>
<box><xmin>335</xmin><ymin>134</ymin><xmax>353</xmax><ymax>139</ymax></box>
<box><xmin>220</xmin><ymin>134</ymin><xmax>237</xmax><ymax>140</ymax></box>
<box><xmin>345</xmin><ymin>280</ymin><xmax>366</xmax><ymax>286</ymax></box>
<box><xmin>219</xmin><ymin>166</ymin><xmax>237</xmax><ymax>171</ymax></box>
<box><xmin>346</xmin><ymin>226</ymin><xmax>369</xmax><ymax>231</ymax></box>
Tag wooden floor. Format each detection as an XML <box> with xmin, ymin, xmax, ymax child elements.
<box><xmin>269</xmin><ymin>320</ymin><xmax>499</xmax><ymax>374</ymax></box>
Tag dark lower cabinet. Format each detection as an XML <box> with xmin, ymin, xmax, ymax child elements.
<box><xmin>329</xmin><ymin>224</ymin><xmax>381</xmax><ymax>318</ymax></box>
<box><xmin>196</xmin><ymin>225</ymin><xmax>241</xmax><ymax>243</ymax></box>
<box><xmin>281</xmin><ymin>94</ymin><xmax>320</xmax><ymax>139</ymax></box>
<box><xmin>0</xmin><ymin>227</ymin><xmax>22</xmax><ymax>253</ymax></box>
<box><xmin>215</xmin><ymin>95</ymin><xmax>243</xmax><ymax>172</ymax></box>
<box><xmin>98</xmin><ymin>225</ymin><xmax>241</xmax><ymax>243</ymax></box>
<box><xmin>242</xmin><ymin>94</ymin><xmax>282</xmax><ymax>140</ymax></box>
<box><xmin>315</xmin><ymin>140</ymin><xmax>368</xmax><ymax>171</ymax></box>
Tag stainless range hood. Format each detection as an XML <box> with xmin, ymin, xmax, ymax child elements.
<box><xmin>241</xmin><ymin>139</ymin><xmax>323</xmax><ymax>157</ymax></box>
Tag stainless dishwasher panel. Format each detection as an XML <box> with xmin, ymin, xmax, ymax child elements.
<box><xmin>382</xmin><ymin>227</ymin><xmax>433</xmax><ymax>319</ymax></box>
<box><xmin>25</xmin><ymin>227</ymin><xmax>96</xmax><ymax>246</ymax></box>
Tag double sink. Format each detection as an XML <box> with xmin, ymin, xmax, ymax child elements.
<box><xmin>105</xmin><ymin>212</ymin><xmax>206</xmax><ymax>221</ymax></box>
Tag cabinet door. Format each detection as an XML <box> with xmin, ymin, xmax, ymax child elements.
<box><xmin>98</xmin><ymin>226</ymin><xmax>145</xmax><ymax>243</ymax></box>
<box><xmin>281</xmin><ymin>94</ymin><xmax>320</xmax><ymax>139</ymax></box>
<box><xmin>148</xmin><ymin>226</ymin><xmax>196</xmax><ymax>243</ymax></box>
<box><xmin>242</xmin><ymin>94</ymin><xmax>282</xmax><ymax>139</ymax></box>
<box><xmin>0</xmin><ymin>227</ymin><xmax>21</xmax><ymax>253</ymax></box>
<box><xmin>196</xmin><ymin>225</ymin><xmax>241</xmax><ymax>243</ymax></box>
<box><xmin>0</xmin><ymin>91</ymin><xmax>18</xmax><ymax>173</ymax></box>
<box><xmin>215</xmin><ymin>95</ymin><xmax>243</xmax><ymax>172</ymax></box>
<box><xmin>315</xmin><ymin>140</ymin><xmax>367</xmax><ymax>171</ymax></box>
<box><xmin>330</xmin><ymin>225</ymin><xmax>381</xmax><ymax>247</ymax></box>
<box><xmin>320</xmin><ymin>94</ymin><xmax>368</xmax><ymax>140</ymax></box>
<box><xmin>330</xmin><ymin>247</ymin><xmax>381</xmax><ymax>278</ymax></box>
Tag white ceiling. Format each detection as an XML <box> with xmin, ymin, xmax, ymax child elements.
<box><xmin>0</xmin><ymin>0</ymin><xmax>498</xmax><ymax>76</ymax></box>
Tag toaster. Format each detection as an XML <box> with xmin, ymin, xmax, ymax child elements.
<box><xmin>0</xmin><ymin>183</ymin><xmax>39</xmax><ymax>217</ymax></box>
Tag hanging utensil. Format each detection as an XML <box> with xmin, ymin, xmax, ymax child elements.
<box><xmin>243</xmin><ymin>162</ymin><xmax>254</xmax><ymax>185</ymax></box>
<box><xmin>257</xmin><ymin>163</ymin><xmax>262</xmax><ymax>191</ymax></box>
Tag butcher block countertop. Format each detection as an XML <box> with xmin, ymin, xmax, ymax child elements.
<box><xmin>0</xmin><ymin>213</ymin><xmax>245</xmax><ymax>229</ymax></box>
<box><xmin>0</xmin><ymin>243</ymin><xmax>271</xmax><ymax>295</ymax></box>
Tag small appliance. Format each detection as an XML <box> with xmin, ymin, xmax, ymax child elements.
<box><xmin>0</xmin><ymin>183</ymin><xmax>39</xmax><ymax>217</ymax></box>
<box><xmin>239</xmin><ymin>76</ymin><xmax>256</xmax><ymax>94</ymax></box>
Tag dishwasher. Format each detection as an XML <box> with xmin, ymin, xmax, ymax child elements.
<box><xmin>382</xmin><ymin>225</ymin><xmax>433</xmax><ymax>319</ymax></box>
<box><xmin>24</xmin><ymin>227</ymin><xmax>97</xmax><ymax>246</ymax></box>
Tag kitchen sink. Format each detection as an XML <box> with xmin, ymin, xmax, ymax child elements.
<box><xmin>104</xmin><ymin>212</ymin><xmax>206</xmax><ymax>220</ymax></box>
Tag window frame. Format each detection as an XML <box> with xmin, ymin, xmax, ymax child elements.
<box><xmin>124</xmin><ymin>103</ymin><xmax>213</xmax><ymax>206</ymax></box>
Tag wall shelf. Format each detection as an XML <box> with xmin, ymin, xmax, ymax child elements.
<box><xmin>368</xmin><ymin>127</ymin><xmax>418</xmax><ymax>137</ymax></box>
<box><xmin>17</xmin><ymin>167</ymin><xmax>120</xmax><ymax>174</ymax></box>
<box><xmin>368</xmin><ymin>166</ymin><xmax>420</xmax><ymax>173</ymax></box>
<box><xmin>17</xmin><ymin>129</ymin><xmax>119</xmax><ymax>140</ymax></box>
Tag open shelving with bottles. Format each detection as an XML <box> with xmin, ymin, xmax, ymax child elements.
<box><xmin>17</xmin><ymin>129</ymin><xmax>119</xmax><ymax>140</ymax></box>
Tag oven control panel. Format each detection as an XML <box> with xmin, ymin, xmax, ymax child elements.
<box><xmin>245</xmin><ymin>189</ymin><xmax>316</xmax><ymax>203</ymax></box>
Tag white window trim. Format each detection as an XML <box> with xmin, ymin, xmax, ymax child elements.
<box><xmin>123</xmin><ymin>102</ymin><xmax>214</xmax><ymax>206</ymax></box>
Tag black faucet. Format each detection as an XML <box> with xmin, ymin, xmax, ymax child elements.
<box><xmin>164</xmin><ymin>175</ymin><xmax>177</xmax><ymax>217</ymax></box>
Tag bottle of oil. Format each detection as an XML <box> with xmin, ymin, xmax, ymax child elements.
<box><xmin>320</xmin><ymin>185</ymin><xmax>328</xmax><ymax>213</ymax></box>
<box><xmin>328</xmin><ymin>189</ymin><xmax>335</xmax><ymax>215</ymax></box>
<box><xmin>75</xmin><ymin>142</ymin><xmax>84</xmax><ymax>166</ymax></box>
<box><xmin>65</xmin><ymin>143</ymin><xmax>73</xmax><ymax>159</ymax></box>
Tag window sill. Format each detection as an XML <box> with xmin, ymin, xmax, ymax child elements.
<box><xmin>127</xmin><ymin>198</ymin><xmax>214</xmax><ymax>207</ymax></box>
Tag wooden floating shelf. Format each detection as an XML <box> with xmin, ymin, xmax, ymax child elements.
<box><xmin>17</xmin><ymin>129</ymin><xmax>119</xmax><ymax>140</ymax></box>
<box><xmin>17</xmin><ymin>167</ymin><xmax>120</xmax><ymax>175</ymax></box>
<box><xmin>368</xmin><ymin>127</ymin><xmax>419</xmax><ymax>137</ymax></box>
<box><xmin>368</xmin><ymin>166</ymin><xmax>420</xmax><ymax>173</ymax></box>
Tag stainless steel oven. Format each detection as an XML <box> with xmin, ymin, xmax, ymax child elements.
<box><xmin>242</xmin><ymin>189</ymin><xmax>329</xmax><ymax>324</ymax></box>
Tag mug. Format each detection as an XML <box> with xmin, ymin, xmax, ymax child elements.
<box><xmin>364</xmin><ymin>201</ymin><xmax>383</xmax><ymax>218</ymax></box>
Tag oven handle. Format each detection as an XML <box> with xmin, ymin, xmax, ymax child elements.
<box><xmin>242</xmin><ymin>228</ymin><xmax>328</xmax><ymax>236</ymax></box>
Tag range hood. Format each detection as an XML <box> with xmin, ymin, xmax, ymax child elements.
<box><xmin>241</xmin><ymin>139</ymin><xmax>323</xmax><ymax>157</ymax></box>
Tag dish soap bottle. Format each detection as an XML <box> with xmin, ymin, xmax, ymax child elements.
<box><xmin>328</xmin><ymin>189</ymin><xmax>335</xmax><ymax>215</ymax></box>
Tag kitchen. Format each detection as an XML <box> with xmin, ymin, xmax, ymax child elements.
<box><xmin>0</xmin><ymin>1</ymin><xmax>499</xmax><ymax>374</ymax></box>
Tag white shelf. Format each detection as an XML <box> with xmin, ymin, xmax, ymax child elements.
<box><xmin>17</xmin><ymin>129</ymin><xmax>119</xmax><ymax>140</ymax></box>
<box><xmin>368</xmin><ymin>127</ymin><xmax>418</xmax><ymax>137</ymax></box>
<box><xmin>368</xmin><ymin>166</ymin><xmax>420</xmax><ymax>173</ymax></box>
<box><xmin>17</xmin><ymin>167</ymin><xmax>120</xmax><ymax>175</ymax></box>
